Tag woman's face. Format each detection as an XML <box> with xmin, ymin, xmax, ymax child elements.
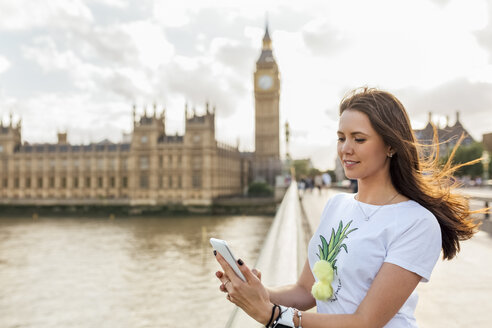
<box><xmin>337</xmin><ymin>109</ymin><xmax>392</xmax><ymax>181</ymax></box>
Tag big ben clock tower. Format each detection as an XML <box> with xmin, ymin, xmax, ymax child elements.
<box><xmin>253</xmin><ymin>24</ymin><xmax>281</xmax><ymax>185</ymax></box>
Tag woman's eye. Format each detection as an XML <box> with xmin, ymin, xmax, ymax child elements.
<box><xmin>337</xmin><ymin>137</ymin><xmax>345</xmax><ymax>142</ymax></box>
<box><xmin>355</xmin><ymin>138</ymin><xmax>366</xmax><ymax>143</ymax></box>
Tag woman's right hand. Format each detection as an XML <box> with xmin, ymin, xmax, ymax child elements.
<box><xmin>252</xmin><ymin>268</ymin><xmax>262</xmax><ymax>281</ymax></box>
<box><xmin>217</xmin><ymin>268</ymin><xmax>261</xmax><ymax>294</ymax></box>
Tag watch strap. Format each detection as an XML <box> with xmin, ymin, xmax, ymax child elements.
<box><xmin>274</xmin><ymin>305</ymin><xmax>295</xmax><ymax>328</ymax></box>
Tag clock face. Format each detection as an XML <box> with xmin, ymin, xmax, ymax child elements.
<box><xmin>258</xmin><ymin>74</ymin><xmax>273</xmax><ymax>90</ymax></box>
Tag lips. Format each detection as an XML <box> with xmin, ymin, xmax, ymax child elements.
<box><xmin>343</xmin><ymin>160</ymin><xmax>360</xmax><ymax>168</ymax></box>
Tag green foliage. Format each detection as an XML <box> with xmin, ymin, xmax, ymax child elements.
<box><xmin>247</xmin><ymin>182</ymin><xmax>274</xmax><ymax>197</ymax></box>
<box><xmin>292</xmin><ymin>160</ymin><xmax>310</xmax><ymax>177</ymax></box>
<box><xmin>292</xmin><ymin>159</ymin><xmax>336</xmax><ymax>181</ymax></box>
<box><xmin>441</xmin><ymin>142</ymin><xmax>485</xmax><ymax>178</ymax></box>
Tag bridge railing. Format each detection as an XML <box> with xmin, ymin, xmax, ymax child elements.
<box><xmin>224</xmin><ymin>181</ymin><xmax>307</xmax><ymax>328</ymax></box>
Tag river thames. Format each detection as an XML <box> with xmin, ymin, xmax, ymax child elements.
<box><xmin>0</xmin><ymin>214</ymin><xmax>273</xmax><ymax>327</ymax></box>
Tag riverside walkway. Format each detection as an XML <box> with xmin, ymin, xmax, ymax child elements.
<box><xmin>301</xmin><ymin>188</ymin><xmax>492</xmax><ymax>328</ymax></box>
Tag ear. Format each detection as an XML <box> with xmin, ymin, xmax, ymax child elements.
<box><xmin>387</xmin><ymin>145</ymin><xmax>395</xmax><ymax>158</ymax></box>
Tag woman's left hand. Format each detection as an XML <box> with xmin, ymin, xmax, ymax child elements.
<box><xmin>214</xmin><ymin>252</ymin><xmax>272</xmax><ymax>325</ymax></box>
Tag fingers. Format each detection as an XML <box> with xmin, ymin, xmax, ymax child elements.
<box><xmin>215</xmin><ymin>269</ymin><xmax>230</xmax><ymax>286</ymax></box>
<box><xmin>235</xmin><ymin>257</ymin><xmax>258</xmax><ymax>283</ymax></box>
<box><xmin>215</xmin><ymin>252</ymin><xmax>243</xmax><ymax>284</ymax></box>
<box><xmin>252</xmin><ymin>268</ymin><xmax>262</xmax><ymax>281</ymax></box>
<box><xmin>216</xmin><ymin>271</ymin><xmax>229</xmax><ymax>293</ymax></box>
<box><xmin>215</xmin><ymin>268</ymin><xmax>234</xmax><ymax>296</ymax></box>
<box><xmin>215</xmin><ymin>251</ymin><xmax>257</xmax><ymax>284</ymax></box>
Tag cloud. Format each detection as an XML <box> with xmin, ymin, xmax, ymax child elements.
<box><xmin>162</xmin><ymin>58</ymin><xmax>247</xmax><ymax>118</ymax></box>
<box><xmin>211</xmin><ymin>38</ymin><xmax>257</xmax><ymax>75</ymax></box>
<box><xmin>87</xmin><ymin>0</ymin><xmax>128</xmax><ymax>8</ymax></box>
<box><xmin>22</xmin><ymin>36</ymin><xmax>107</xmax><ymax>93</ymax></box>
<box><xmin>302</xmin><ymin>18</ymin><xmax>349</xmax><ymax>56</ymax></box>
<box><xmin>0</xmin><ymin>55</ymin><xmax>10</xmax><ymax>74</ymax></box>
<box><xmin>95</xmin><ymin>69</ymin><xmax>151</xmax><ymax>102</ymax></box>
<box><xmin>0</xmin><ymin>0</ymin><xmax>93</xmax><ymax>30</ymax></box>
<box><xmin>396</xmin><ymin>78</ymin><xmax>492</xmax><ymax>139</ymax></box>
<box><xmin>120</xmin><ymin>21</ymin><xmax>174</xmax><ymax>69</ymax></box>
<box><xmin>21</xmin><ymin>30</ymin><xmax>170</xmax><ymax>102</ymax></box>
<box><xmin>69</xmin><ymin>23</ymin><xmax>141</xmax><ymax>66</ymax></box>
<box><xmin>22</xmin><ymin>37</ymin><xmax>80</xmax><ymax>71</ymax></box>
<box><xmin>290</xmin><ymin>129</ymin><xmax>339</xmax><ymax>171</ymax></box>
<box><xmin>429</xmin><ymin>0</ymin><xmax>453</xmax><ymax>6</ymax></box>
<box><xmin>474</xmin><ymin>0</ymin><xmax>492</xmax><ymax>62</ymax></box>
<box><xmin>0</xmin><ymin>92</ymin><xmax>132</xmax><ymax>144</ymax></box>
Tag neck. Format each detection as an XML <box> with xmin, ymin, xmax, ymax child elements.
<box><xmin>356</xmin><ymin>173</ymin><xmax>398</xmax><ymax>205</ymax></box>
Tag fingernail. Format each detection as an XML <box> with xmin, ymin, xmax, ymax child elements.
<box><xmin>237</xmin><ymin>259</ymin><xmax>244</xmax><ymax>266</ymax></box>
<box><xmin>213</xmin><ymin>250</ymin><xmax>217</xmax><ymax>256</ymax></box>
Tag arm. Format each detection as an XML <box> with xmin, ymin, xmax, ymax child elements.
<box><xmin>215</xmin><ymin>252</ymin><xmax>421</xmax><ymax>327</ymax></box>
<box><xmin>294</xmin><ymin>262</ymin><xmax>421</xmax><ymax>328</ymax></box>
<box><xmin>267</xmin><ymin>259</ymin><xmax>316</xmax><ymax>311</ymax></box>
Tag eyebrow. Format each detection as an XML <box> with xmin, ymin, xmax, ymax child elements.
<box><xmin>337</xmin><ymin>131</ymin><xmax>369</xmax><ymax>136</ymax></box>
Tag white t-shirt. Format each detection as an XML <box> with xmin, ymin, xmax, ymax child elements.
<box><xmin>308</xmin><ymin>193</ymin><xmax>442</xmax><ymax>327</ymax></box>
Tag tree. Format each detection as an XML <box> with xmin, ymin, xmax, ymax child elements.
<box><xmin>247</xmin><ymin>182</ymin><xmax>273</xmax><ymax>197</ymax></box>
<box><xmin>308</xmin><ymin>168</ymin><xmax>321</xmax><ymax>177</ymax></box>
<box><xmin>441</xmin><ymin>142</ymin><xmax>484</xmax><ymax>178</ymax></box>
<box><xmin>292</xmin><ymin>159</ymin><xmax>311</xmax><ymax>178</ymax></box>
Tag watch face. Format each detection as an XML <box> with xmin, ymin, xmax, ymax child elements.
<box><xmin>258</xmin><ymin>74</ymin><xmax>273</xmax><ymax>90</ymax></box>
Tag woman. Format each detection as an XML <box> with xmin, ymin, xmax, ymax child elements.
<box><xmin>214</xmin><ymin>88</ymin><xmax>481</xmax><ymax>327</ymax></box>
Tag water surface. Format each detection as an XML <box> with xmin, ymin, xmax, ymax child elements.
<box><xmin>0</xmin><ymin>215</ymin><xmax>273</xmax><ymax>327</ymax></box>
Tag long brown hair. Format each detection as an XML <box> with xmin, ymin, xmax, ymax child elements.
<box><xmin>339</xmin><ymin>87</ymin><xmax>483</xmax><ymax>260</ymax></box>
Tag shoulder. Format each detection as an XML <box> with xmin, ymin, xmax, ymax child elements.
<box><xmin>385</xmin><ymin>201</ymin><xmax>442</xmax><ymax>282</ymax></box>
<box><xmin>319</xmin><ymin>192</ymin><xmax>354</xmax><ymax>220</ymax></box>
<box><xmin>390</xmin><ymin>200</ymin><xmax>441</xmax><ymax>238</ymax></box>
<box><xmin>324</xmin><ymin>192</ymin><xmax>354</xmax><ymax>210</ymax></box>
<box><xmin>329</xmin><ymin>192</ymin><xmax>354</xmax><ymax>204</ymax></box>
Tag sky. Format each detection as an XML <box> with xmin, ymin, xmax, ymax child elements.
<box><xmin>0</xmin><ymin>0</ymin><xmax>491</xmax><ymax>170</ymax></box>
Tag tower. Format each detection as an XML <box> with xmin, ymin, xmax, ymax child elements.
<box><xmin>0</xmin><ymin>114</ymin><xmax>22</xmax><ymax>156</ymax></box>
<box><xmin>253</xmin><ymin>23</ymin><xmax>281</xmax><ymax>185</ymax></box>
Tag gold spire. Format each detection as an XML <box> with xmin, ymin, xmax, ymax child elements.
<box><xmin>262</xmin><ymin>21</ymin><xmax>272</xmax><ymax>50</ymax></box>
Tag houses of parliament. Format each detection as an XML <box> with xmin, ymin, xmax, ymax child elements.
<box><xmin>0</xmin><ymin>26</ymin><xmax>282</xmax><ymax>206</ymax></box>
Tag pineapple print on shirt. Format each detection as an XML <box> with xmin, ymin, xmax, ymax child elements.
<box><xmin>312</xmin><ymin>220</ymin><xmax>358</xmax><ymax>301</ymax></box>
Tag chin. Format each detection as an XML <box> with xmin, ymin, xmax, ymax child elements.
<box><xmin>343</xmin><ymin>171</ymin><xmax>358</xmax><ymax>180</ymax></box>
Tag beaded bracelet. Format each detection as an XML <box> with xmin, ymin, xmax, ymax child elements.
<box><xmin>265</xmin><ymin>304</ymin><xmax>279</xmax><ymax>328</ymax></box>
<box><xmin>271</xmin><ymin>305</ymin><xmax>286</xmax><ymax>327</ymax></box>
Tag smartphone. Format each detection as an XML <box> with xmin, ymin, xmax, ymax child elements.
<box><xmin>210</xmin><ymin>238</ymin><xmax>246</xmax><ymax>282</ymax></box>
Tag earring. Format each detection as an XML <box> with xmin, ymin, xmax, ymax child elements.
<box><xmin>388</xmin><ymin>153</ymin><xmax>393</xmax><ymax>158</ymax></box>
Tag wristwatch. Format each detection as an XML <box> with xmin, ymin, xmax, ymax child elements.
<box><xmin>275</xmin><ymin>305</ymin><xmax>295</xmax><ymax>327</ymax></box>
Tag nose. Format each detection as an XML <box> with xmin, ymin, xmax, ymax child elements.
<box><xmin>340</xmin><ymin>139</ymin><xmax>354</xmax><ymax>155</ymax></box>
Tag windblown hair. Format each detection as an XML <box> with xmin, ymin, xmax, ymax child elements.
<box><xmin>339</xmin><ymin>87</ymin><xmax>484</xmax><ymax>260</ymax></box>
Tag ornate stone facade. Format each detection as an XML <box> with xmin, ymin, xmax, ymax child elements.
<box><xmin>414</xmin><ymin>111</ymin><xmax>475</xmax><ymax>156</ymax></box>
<box><xmin>0</xmin><ymin>105</ymin><xmax>249</xmax><ymax>205</ymax></box>
<box><xmin>0</xmin><ymin>25</ymin><xmax>282</xmax><ymax>205</ymax></box>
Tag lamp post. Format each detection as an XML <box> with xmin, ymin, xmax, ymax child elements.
<box><xmin>482</xmin><ymin>150</ymin><xmax>490</xmax><ymax>183</ymax></box>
